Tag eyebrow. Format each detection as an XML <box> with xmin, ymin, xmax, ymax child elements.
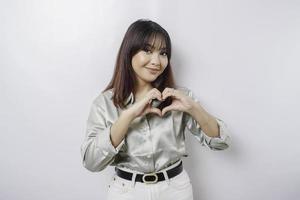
<box><xmin>145</xmin><ymin>43</ymin><xmax>167</xmax><ymax>51</ymax></box>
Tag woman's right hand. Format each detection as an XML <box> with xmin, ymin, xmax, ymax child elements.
<box><xmin>126</xmin><ymin>88</ymin><xmax>163</xmax><ymax>119</ymax></box>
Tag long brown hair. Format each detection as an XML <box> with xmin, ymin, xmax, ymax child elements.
<box><xmin>103</xmin><ymin>19</ymin><xmax>176</xmax><ymax>109</ymax></box>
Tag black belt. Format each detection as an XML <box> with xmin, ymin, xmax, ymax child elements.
<box><xmin>114</xmin><ymin>160</ymin><xmax>183</xmax><ymax>184</ymax></box>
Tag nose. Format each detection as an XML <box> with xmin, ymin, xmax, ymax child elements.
<box><xmin>150</xmin><ymin>52</ymin><xmax>160</xmax><ymax>67</ymax></box>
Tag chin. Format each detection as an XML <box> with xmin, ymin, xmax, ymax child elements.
<box><xmin>147</xmin><ymin>76</ymin><xmax>159</xmax><ymax>83</ymax></box>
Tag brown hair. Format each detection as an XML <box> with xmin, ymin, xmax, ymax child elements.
<box><xmin>103</xmin><ymin>19</ymin><xmax>177</xmax><ymax>109</ymax></box>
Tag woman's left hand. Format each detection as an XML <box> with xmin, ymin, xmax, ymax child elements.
<box><xmin>161</xmin><ymin>88</ymin><xmax>196</xmax><ymax>116</ymax></box>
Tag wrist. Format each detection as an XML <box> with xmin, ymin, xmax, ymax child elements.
<box><xmin>187</xmin><ymin>101</ymin><xmax>201</xmax><ymax>116</ymax></box>
<box><xmin>121</xmin><ymin>109</ymin><xmax>136</xmax><ymax>122</ymax></box>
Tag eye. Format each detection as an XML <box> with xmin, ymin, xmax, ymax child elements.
<box><xmin>142</xmin><ymin>47</ymin><xmax>152</xmax><ymax>54</ymax></box>
<box><xmin>161</xmin><ymin>51</ymin><xmax>168</xmax><ymax>56</ymax></box>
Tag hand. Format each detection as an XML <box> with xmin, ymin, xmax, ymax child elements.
<box><xmin>161</xmin><ymin>87</ymin><xmax>196</xmax><ymax>116</ymax></box>
<box><xmin>126</xmin><ymin>88</ymin><xmax>163</xmax><ymax>119</ymax></box>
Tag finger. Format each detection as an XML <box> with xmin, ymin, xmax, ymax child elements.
<box><xmin>163</xmin><ymin>88</ymin><xmax>178</xmax><ymax>100</ymax></box>
<box><xmin>162</xmin><ymin>105</ymin><xmax>176</xmax><ymax>116</ymax></box>
<box><xmin>149</xmin><ymin>89</ymin><xmax>162</xmax><ymax>102</ymax></box>
<box><xmin>148</xmin><ymin>89</ymin><xmax>162</xmax><ymax>103</ymax></box>
<box><xmin>148</xmin><ymin>107</ymin><xmax>162</xmax><ymax>117</ymax></box>
<box><xmin>155</xmin><ymin>90</ymin><xmax>163</xmax><ymax>101</ymax></box>
<box><xmin>147</xmin><ymin>92</ymin><xmax>157</xmax><ymax>104</ymax></box>
<box><xmin>162</xmin><ymin>87</ymin><xmax>171</xmax><ymax>99</ymax></box>
<box><xmin>145</xmin><ymin>89</ymin><xmax>155</xmax><ymax>102</ymax></box>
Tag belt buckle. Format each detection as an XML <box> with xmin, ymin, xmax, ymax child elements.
<box><xmin>142</xmin><ymin>173</ymin><xmax>158</xmax><ymax>184</ymax></box>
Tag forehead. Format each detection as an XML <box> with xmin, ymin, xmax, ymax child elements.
<box><xmin>146</xmin><ymin>34</ymin><xmax>166</xmax><ymax>50</ymax></box>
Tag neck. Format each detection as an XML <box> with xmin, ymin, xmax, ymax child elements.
<box><xmin>134</xmin><ymin>81</ymin><xmax>153</xmax><ymax>102</ymax></box>
<box><xmin>135</xmin><ymin>76</ymin><xmax>153</xmax><ymax>92</ymax></box>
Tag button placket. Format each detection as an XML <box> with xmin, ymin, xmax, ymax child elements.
<box><xmin>140</xmin><ymin>116</ymin><xmax>150</xmax><ymax>133</ymax></box>
<box><xmin>144</xmin><ymin>116</ymin><xmax>156</xmax><ymax>171</ymax></box>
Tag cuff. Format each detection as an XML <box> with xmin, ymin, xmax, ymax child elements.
<box><xmin>200</xmin><ymin>118</ymin><xmax>231</xmax><ymax>150</ymax></box>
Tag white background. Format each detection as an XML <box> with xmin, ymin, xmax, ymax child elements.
<box><xmin>1</xmin><ymin>0</ymin><xmax>299</xmax><ymax>199</ymax></box>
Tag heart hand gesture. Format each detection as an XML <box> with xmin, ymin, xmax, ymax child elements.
<box><xmin>160</xmin><ymin>87</ymin><xmax>195</xmax><ymax>116</ymax></box>
<box><xmin>126</xmin><ymin>87</ymin><xmax>196</xmax><ymax>119</ymax></box>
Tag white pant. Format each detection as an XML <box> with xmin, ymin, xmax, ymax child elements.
<box><xmin>106</xmin><ymin>161</ymin><xmax>194</xmax><ymax>200</ymax></box>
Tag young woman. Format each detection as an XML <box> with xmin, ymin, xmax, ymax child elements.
<box><xmin>81</xmin><ymin>19</ymin><xmax>230</xmax><ymax>200</ymax></box>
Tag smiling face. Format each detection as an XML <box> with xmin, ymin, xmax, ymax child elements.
<box><xmin>131</xmin><ymin>36</ymin><xmax>169</xmax><ymax>86</ymax></box>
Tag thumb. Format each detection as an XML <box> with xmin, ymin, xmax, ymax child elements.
<box><xmin>161</xmin><ymin>105</ymin><xmax>174</xmax><ymax>116</ymax></box>
<box><xmin>148</xmin><ymin>107</ymin><xmax>162</xmax><ymax>117</ymax></box>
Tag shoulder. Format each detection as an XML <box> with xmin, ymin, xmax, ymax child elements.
<box><xmin>175</xmin><ymin>86</ymin><xmax>199</xmax><ymax>102</ymax></box>
<box><xmin>175</xmin><ymin>85</ymin><xmax>192</xmax><ymax>96</ymax></box>
<box><xmin>92</xmin><ymin>88</ymin><xmax>114</xmax><ymax>107</ymax></box>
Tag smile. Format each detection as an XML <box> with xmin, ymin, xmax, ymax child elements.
<box><xmin>145</xmin><ymin>67</ymin><xmax>160</xmax><ymax>73</ymax></box>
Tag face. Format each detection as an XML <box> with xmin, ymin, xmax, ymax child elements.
<box><xmin>131</xmin><ymin>37</ymin><xmax>169</xmax><ymax>85</ymax></box>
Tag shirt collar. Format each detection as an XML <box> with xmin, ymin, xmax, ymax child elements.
<box><xmin>124</xmin><ymin>92</ymin><xmax>135</xmax><ymax>106</ymax></box>
<box><xmin>109</xmin><ymin>89</ymin><xmax>135</xmax><ymax>107</ymax></box>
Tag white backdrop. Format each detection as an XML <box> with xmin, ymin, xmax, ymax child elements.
<box><xmin>1</xmin><ymin>0</ymin><xmax>299</xmax><ymax>200</ymax></box>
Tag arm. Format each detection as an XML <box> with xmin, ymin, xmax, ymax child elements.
<box><xmin>80</xmin><ymin>97</ymin><xmax>133</xmax><ymax>172</ymax></box>
<box><xmin>187</xmin><ymin>101</ymin><xmax>220</xmax><ymax>138</ymax></box>
<box><xmin>110</xmin><ymin>110</ymin><xmax>135</xmax><ymax>148</ymax></box>
<box><xmin>184</xmin><ymin>89</ymin><xmax>231</xmax><ymax>150</ymax></box>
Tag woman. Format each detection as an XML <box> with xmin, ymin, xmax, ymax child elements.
<box><xmin>80</xmin><ymin>19</ymin><xmax>230</xmax><ymax>200</ymax></box>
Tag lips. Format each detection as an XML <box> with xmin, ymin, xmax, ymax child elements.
<box><xmin>146</xmin><ymin>67</ymin><xmax>160</xmax><ymax>73</ymax></box>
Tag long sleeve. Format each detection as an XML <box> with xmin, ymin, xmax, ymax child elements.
<box><xmin>80</xmin><ymin>96</ymin><xmax>124</xmax><ymax>172</ymax></box>
<box><xmin>183</xmin><ymin>88</ymin><xmax>231</xmax><ymax>151</ymax></box>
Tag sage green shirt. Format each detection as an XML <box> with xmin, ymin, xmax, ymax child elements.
<box><xmin>80</xmin><ymin>86</ymin><xmax>230</xmax><ymax>173</ymax></box>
